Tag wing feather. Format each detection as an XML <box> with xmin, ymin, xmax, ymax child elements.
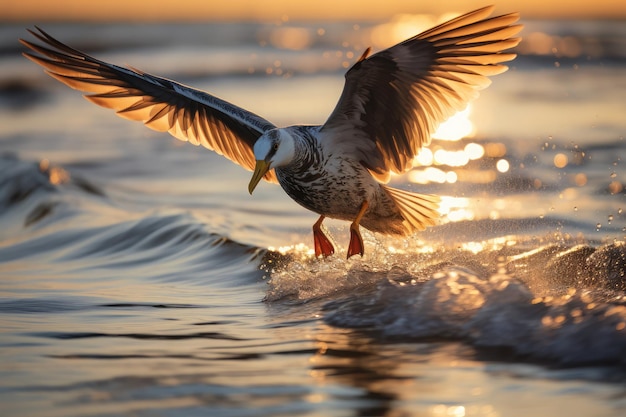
<box><xmin>20</xmin><ymin>27</ymin><xmax>278</xmax><ymax>183</ymax></box>
<box><xmin>321</xmin><ymin>6</ymin><xmax>522</xmax><ymax>182</ymax></box>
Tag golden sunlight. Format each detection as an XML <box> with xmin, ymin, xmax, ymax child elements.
<box><xmin>438</xmin><ymin>196</ymin><xmax>475</xmax><ymax>222</ymax></box>
<box><xmin>434</xmin><ymin>149</ymin><xmax>469</xmax><ymax>167</ymax></box>
<box><xmin>554</xmin><ymin>153</ymin><xmax>568</xmax><ymax>168</ymax></box>
<box><xmin>433</xmin><ymin>106</ymin><xmax>475</xmax><ymax>141</ymax></box>
<box><xmin>518</xmin><ymin>32</ymin><xmax>587</xmax><ymax>58</ymax></box>
<box><xmin>408</xmin><ymin>167</ymin><xmax>458</xmax><ymax>184</ymax></box>
<box><xmin>464</xmin><ymin>143</ymin><xmax>485</xmax><ymax>160</ymax></box>
<box><xmin>4</xmin><ymin>0</ymin><xmax>626</xmax><ymax>21</ymax></box>
<box><xmin>496</xmin><ymin>159</ymin><xmax>510</xmax><ymax>173</ymax></box>
<box><xmin>268</xmin><ymin>27</ymin><xmax>313</xmax><ymax>50</ymax></box>
<box><xmin>369</xmin><ymin>14</ymin><xmax>437</xmax><ymax>49</ymax></box>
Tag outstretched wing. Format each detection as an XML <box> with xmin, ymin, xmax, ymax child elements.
<box><xmin>321</xmin><ymin>6</ymin><xmax>522</xmax><ymax>182</ymax></box>
<box><xmin>20</xmin><ymin>27</ymin><xmax>278</xmax><ymax>183</ymax></box>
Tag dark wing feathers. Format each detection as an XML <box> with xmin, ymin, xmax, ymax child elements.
<box><xmin>321</xmin><ymin>5</ymin><xmax>522</xmax><ymax>182</ymax></box>
<box><xmin>20</xmin><ymin>27</ymin><xmax>278</xmax><ymax>182</ymax></box>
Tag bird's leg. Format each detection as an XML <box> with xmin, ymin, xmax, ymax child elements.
<box><xmin>313</xmin><ymin>215</ymin><xmax>335</xmax><ymax>258</ymax></box>
<box><xmin>347</xmin><ymin>201</ymin><xmax>369</xmax><ymax>259</ymax></box>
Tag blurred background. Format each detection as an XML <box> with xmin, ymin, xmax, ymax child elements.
<box><xmin>1</xmin><ymin>2</ymin><xmax>625</xmax><ymax>417</ymax></box>
<box><xmin>4</xmin><ymin>0</ymin><xmax>626</xmax><ymax>21</ymax></box>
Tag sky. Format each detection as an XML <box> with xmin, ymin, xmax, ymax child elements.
<box><xmin>5</xmin><ymin>0</ymin><xmax>626</xmax><ymax>21</ymax></box>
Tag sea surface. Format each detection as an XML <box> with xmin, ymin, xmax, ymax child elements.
<box><xmin>0</xmin><ymin>16</ymin><xmax>625</xmax><ymax>417</ymax></box>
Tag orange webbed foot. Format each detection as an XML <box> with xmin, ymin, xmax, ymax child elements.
<box><xmin>313</xmin><ymin>216</ymin><xmax>334</xmax><ymax>258</ymax></box>
<box><xmin>347</xmin><ymin>224</ymin><xmax>364</xmax><ymax>259</ymax></box>
<box><xmin>346</xmin><ymin>200</ymin><xmax>369</xmax><ymax>259</ymax></box>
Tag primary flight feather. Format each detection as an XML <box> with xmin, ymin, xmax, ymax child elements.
<box><xmin>20</xmin><ymin>5</ymin><xmax>522</xmax><ymax>258</ymax></box>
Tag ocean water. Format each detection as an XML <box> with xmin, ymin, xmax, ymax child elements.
<box><xmin>0</xmin><ymin>17</ymin><xmax>625</xmax><ymax>417</ymax></box>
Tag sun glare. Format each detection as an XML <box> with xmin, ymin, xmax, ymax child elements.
<box><xmin>438</xmin><ymin>196</ymin><xmax>475</xmax><ymax>222</ymax></box>
<box><xmin>433</xmin><ymin>106</ymin><xmax>475</xmax><ymax>141</ymax></box>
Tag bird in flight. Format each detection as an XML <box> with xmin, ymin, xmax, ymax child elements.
<box><xmin>20</xmin><ymin>6</ymin><xmax>521</xmax><ymax>259</ymax></box>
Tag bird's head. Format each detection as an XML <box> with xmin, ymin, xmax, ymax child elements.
<box><xmin>248</xmin><ymin>129</ymin><xmax>295</xmax><ymax>194</ymax></box>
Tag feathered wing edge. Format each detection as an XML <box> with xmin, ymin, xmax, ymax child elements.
<box><xmin>382</xmin><ymin>185</ymin><xmax>440</xmax><ymax>234</ymax></box>
<box><xmin>321</xmin><ymin>6</ymin><xmax>522</xmax><ymax>183</ymax></box>
<box><xmin>19</xmin><ymin>27</ymin><xmax>278</xmax><ymax>183</ymax></box>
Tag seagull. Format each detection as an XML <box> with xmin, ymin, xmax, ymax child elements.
<box><xmin>20</xmin><ymin>6</ymin><xmax>521</xmax><ymax>259</ymax></box>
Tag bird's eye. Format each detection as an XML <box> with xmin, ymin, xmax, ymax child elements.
<box><xmin>273</xmin><ymin>143</ymin><xmax>279</xmax><ymax>151</ymax></box>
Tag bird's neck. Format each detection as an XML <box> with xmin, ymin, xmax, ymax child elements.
<box><xmin>279</xmin><ymin>126</ymin><xmax>323</xmax><ymax>176</ymax></box>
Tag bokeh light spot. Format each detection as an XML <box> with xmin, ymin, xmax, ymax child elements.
<box><xmin>554</xmin><ymin>153</ymin><xmax>568</xmax><ymax>168</ymax></box>
<box><xmin>496</xmin><ymin>159</ymin><xmax>510</xmax><ymax>173</ymax></box>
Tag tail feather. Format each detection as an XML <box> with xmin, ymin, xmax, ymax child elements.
<box><xmin>383</xmin><ymin>185</ymin><xmax>440</xmax><ymax>233</ymax></box>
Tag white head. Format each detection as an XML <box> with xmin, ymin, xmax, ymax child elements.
<box><xmin>248</xmin><ymin>129</ymin><xmax>296</xmax><ymax>194</ymax></box>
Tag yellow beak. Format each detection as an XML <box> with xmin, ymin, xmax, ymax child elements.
<box><xmin>248</xmin><ymin>160</ymin><xmax>270</xmax><ymax>194</ymax></box>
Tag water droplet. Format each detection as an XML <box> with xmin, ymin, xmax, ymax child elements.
<box><xmin>596</xmin><ymin>223</ymin><xmax>602</xmax><ymax>231</ymax></box>
<box><xmin>608</xmin><ymin>215</ymin><xmax>614</xmax><ymax>224</ymax></box>
<box><xmin>610</xmin><ymin>172</ymin><xmax>617</xmax><ymax>178</ymax></box>
<box><xmin>618</xmin><ymin>208</ymin><xmax>623</xmax><ymax>214</ymax></box>
<box><xmin>573</xmin><ymin>206</ymin><xmax>578</xmax><ymax>211</ymax></box>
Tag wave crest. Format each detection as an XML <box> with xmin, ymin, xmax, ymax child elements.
<box><xmin>265</xmin><ymin>238</ymin><xmax>626</xmax><ymax>366</ymax></box>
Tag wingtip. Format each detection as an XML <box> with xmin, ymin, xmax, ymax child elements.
<box><xmin>482</xmin><ymin>4</ymin><xmax>496</xmax><ymax>14</ymax></box>
<box><xmin>20</xmin><ymin>50</ymin><xmax>33</xmax><ymax>61</ymax></box>
<box><xmin>357</xmin><ymin>47</ymin><xmax>371</xmax><ymax>63</ymax></box>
